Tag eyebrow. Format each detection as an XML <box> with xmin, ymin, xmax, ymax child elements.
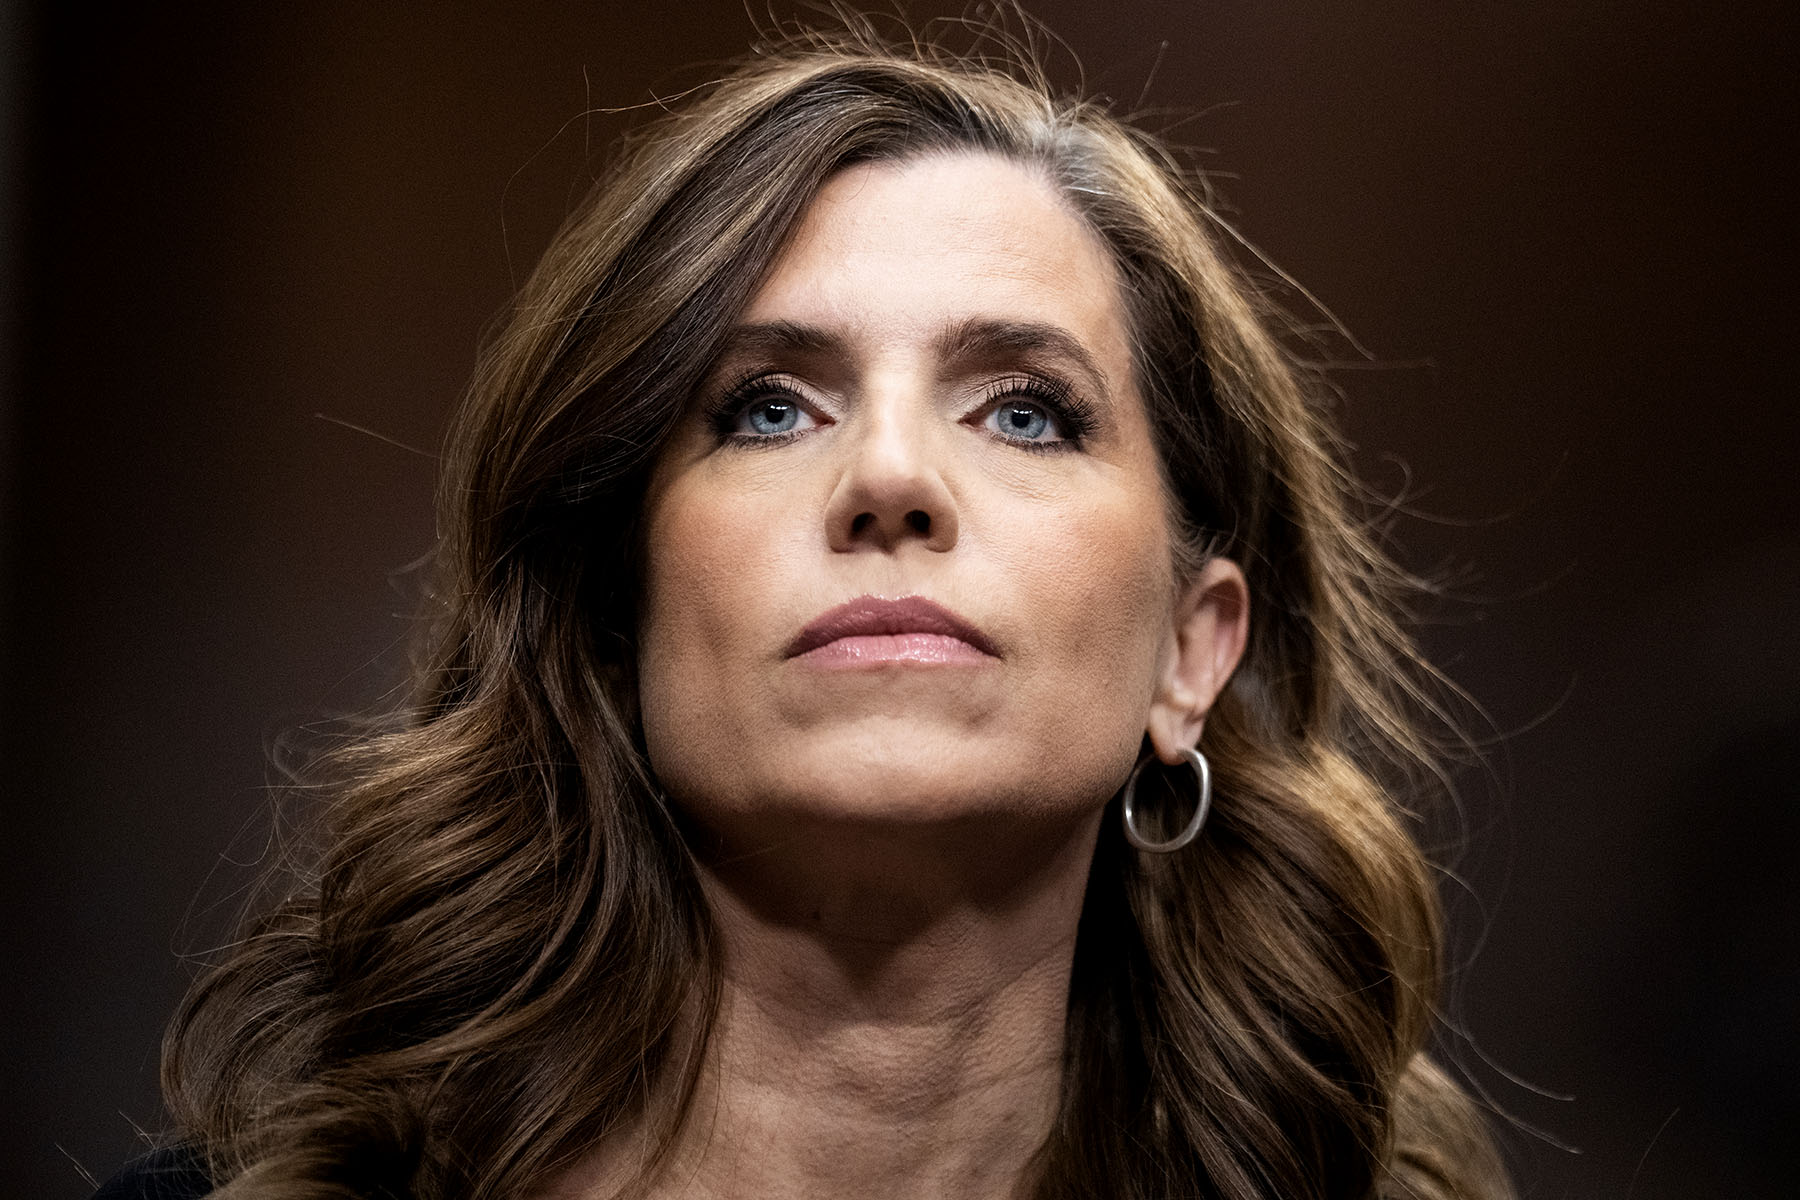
<box><xmin>935</xmin><ymin>317</ymin><xmax>1111</xmax><ymax>397</ymax></box>
<box><xmin>713</xmin><ymin>319</ymin><xmax>841</xmax><ymax>359</ymax></box>
<box><xmin>713</xmin><ymin>317</ymin><xmax>1113</xmax><ymax>397</ymax></box>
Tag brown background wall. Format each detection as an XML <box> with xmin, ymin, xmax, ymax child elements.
<box><xmin>5</xmin><ymin>2</ymin><xmax>1796</xmax><ymax>1196</ymax></box>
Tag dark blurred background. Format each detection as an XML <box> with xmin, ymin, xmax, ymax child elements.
<box><xmin>4</xmin><ymin>2</ymin><xmax>1795</xmax><ymax>1196</ymax></box>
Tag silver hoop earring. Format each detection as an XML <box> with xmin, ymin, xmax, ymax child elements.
<box><xmin>1121</xmin><ymin>747</ymin><xmax>1212</xmax><ymax>853</ymax></box>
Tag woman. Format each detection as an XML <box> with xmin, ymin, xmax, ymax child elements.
<box><xmin>101</xmin><ymin>21</ymin><xmax>1511</xmax><ymax>1200</ymax></box>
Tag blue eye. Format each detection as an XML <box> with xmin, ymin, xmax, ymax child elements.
<box><xmin>713</xmin><ymin>381</ymin><xmax>820</xmax><ymax>443</ymax></box>
<box><xmin>974</xmin><ymin>374</ymin><xmax>1094</xmax><ymax>451</ymax></box>
<box><xmin>987</xmin><ymin>400</ymin><xmax>1056</xmax><ymax>442</ymax></box>
<box><xmin>741</xmin><ymin>398</ymin><xmax>801</xmax><ymax>435</ymax></box>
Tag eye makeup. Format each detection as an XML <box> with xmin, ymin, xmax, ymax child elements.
<box><xmin>704</xmin><ymin>369</ymin><xmax>821</xmax><ymax>448</ymax></box>
<box><xmin>700</xmin><ymin>364</ymin><xmax>1102</xmax><ymax>452</ymax></box>
<box><xmin>970</xmin><ymin>371</ymin><xmax>1098</xmax><ymax>452</ymax></box>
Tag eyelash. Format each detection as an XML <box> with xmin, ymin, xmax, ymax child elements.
<box><xmin>704</xmin><ymin>370</ymin><xmax>1098</xmax><ymax>451</ymax></box>
<box><xmin>707</xmin><ymin>372</ymin><xmax>812</xmax><ymax>448</ymax></box>
<box><xmin>977</xmin><ymin>373</ymin><xmax>1097</xmax><ymax>452</ymax></box>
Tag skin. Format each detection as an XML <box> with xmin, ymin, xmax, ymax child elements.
<box><xmin>558</xmin><ymin>152</ymin><xmax>1248</xmax><ymax>1200</ymax></box>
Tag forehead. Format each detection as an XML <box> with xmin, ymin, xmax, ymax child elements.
<box><xmin>741</xmin><ymin>152</ymin><xmax>1135</xmax><ymax>384</ymax></box>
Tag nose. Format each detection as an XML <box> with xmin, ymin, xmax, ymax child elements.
<box><xmin>823</xmin><ymin>395</ymin><xmax>960</xmax><ymax>554</ymax></box>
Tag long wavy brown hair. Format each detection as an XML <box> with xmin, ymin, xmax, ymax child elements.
<box><xmin>163</xmin><ymin>17</ymin><xmax>1512</xmax><ymax>1200</ymax></box>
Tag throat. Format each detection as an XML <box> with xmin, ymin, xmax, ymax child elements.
<box><xmin>685</xmin><ymin>826</ymin><xmax>1091</xmax><ymax>1198</ymax></box>
<box><xmin>544</xmin><ymin>813</ymin><xmax>1102</xmax><ymax>1200</ymax></box>
<box><xmin>673</xmin><ymin>975</ymin><xmax>1066</xmax><ymax>1199</ymax></box>
<box><xmin>678</xmin><ymin>819</ymin><xmax>1094</xmax><ymax>1198</ymax></box>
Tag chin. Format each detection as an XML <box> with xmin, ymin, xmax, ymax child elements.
<box><xmin>744</xmin><ymin>737</ymin><xmax>1109</xmax><ymax>827</ymax></box>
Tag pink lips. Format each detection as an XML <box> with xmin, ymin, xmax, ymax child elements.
<box><xmin>786</xmin><ymin>596</ymin><xmax>999</xmax><ymax>666</ymax></box>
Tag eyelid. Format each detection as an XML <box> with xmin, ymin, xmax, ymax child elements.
<box><xmin>970</xmin><ymin>371</ymin><xmax>1098</xmax><ymax>447</ymax></box>
<box><xmin>707</xmin><ymin>370</ymin><xmax>831</xmax><ymax>442</ymax></box>
<box><xmin>705</xmin><ymin>366</ymin><xmax>1098</xmax><ymax>448</ymax></box>
<box><xmin>716</xmin><ymin>367</ymin><xmax>812</xmax><ymax>405</ymax></box>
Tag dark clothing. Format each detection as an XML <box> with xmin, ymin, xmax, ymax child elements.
<box><xmin>92</xmin><ymin>1146</ymin><xmax>211</xmax><ymax>1200</ymax></box>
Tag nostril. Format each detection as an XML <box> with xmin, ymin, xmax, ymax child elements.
<box><xmin>844</xmin><ymin>509</ymin><xmax>935</xmax><ymax>541</ymax></box>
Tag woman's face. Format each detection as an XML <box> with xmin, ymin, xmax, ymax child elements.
<box><xmin>637</xmin><ymin>152</ymin><xmax>1196</xmax><ymax>845</ymax></box>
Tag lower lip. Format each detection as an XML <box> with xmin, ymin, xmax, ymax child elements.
<box><xmin>795</xmin><ymin>632</ymin><xmax>994</xmax><ymax>667</ymax></box>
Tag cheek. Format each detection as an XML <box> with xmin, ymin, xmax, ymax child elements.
<box><xmin>1053</xmin><ymin>516</ymin><xmax>1168</xmax><ymax>683</ymax></box>
<box><xmin>987</xmin><ymin>480</ymin><xmax>1175</xmax><ymax>764</ymax></box>
<box><xmin>635</xmin><ymin>478</ymin><xmax>757</xmax><ymax>792</ymax></box>
<box><xmin>641</xmin><ymin>459</ymin><xmax>799</xmax><ymax>648</ymax></box>
<box><xmin>634</xmin><ymin>462</ymin><xmax>823</xmax><ymax>807</ymax></box>
<box><xmin>642</xmin><ymin>485</ymin><xmax>744</xmax><ymax>650</ymax></box>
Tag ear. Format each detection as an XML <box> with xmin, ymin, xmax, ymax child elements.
<box><xmin>1146</xmin><ymin>557</ymin><xmax>1250</xmax><ymax>765</ymax></box>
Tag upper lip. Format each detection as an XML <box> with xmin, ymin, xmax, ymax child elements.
<box><xmin>786</xmin><ymin>595</ymin><xmax>999</xmax><ymax>658</ymax></box>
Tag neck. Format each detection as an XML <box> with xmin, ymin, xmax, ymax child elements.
<box><xmin>554</xmin><ymin>813</ymin><xmax>1101</xmax><ymax>1200</ymax></box>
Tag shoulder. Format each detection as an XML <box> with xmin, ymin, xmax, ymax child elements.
<box><xmin>91</xmin><ymin>1145</ymin><xmax>212</xmax><ymax>1200</ymax></box>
